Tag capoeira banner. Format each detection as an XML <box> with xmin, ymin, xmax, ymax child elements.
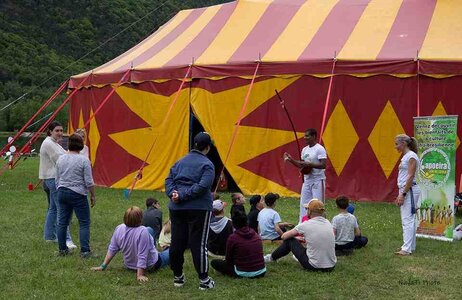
<box><xmin>414</xmin><ymin>115</ymin><xmax>458</xmax><ymax>241</ymax></box>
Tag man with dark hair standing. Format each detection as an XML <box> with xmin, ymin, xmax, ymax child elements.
<box><xmin>165</xmin><ymin>132</ymin><xmax>215</xmax><ymax>290</ymax></box>
<box><xmin>284</xmin><ymin>128</ymin><xmax>327</xmax><ymax>223</ymax></box>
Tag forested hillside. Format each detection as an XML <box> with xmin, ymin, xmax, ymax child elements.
<box><xmin>0</xmin><ymin>0</ymin><xmax>229</xmax><ymax>131</ymax></box>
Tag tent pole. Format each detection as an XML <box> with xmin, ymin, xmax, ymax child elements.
<box><xmin>275</xmin><ymin>89</ymin><xmax>302</xmax><ymax>159</ymax></box>
<box><xmin>416</xmin><ymin>51</ymin><xmax>421</xmax><ymax>117</ymax></box>
<box><xmin>214</xmin><ymin>61</ymin><xmax>260</xmax><ymax>193</ymax></box>
<box><xmin>82</xmin><ymin>69</ymin><xmax>131</xmax><ymax>129</ymax></box>
<box><xmin>3</xmin><ymin>75</ymin><xmax>91</xmax><ymax>174</ymax></box>
<box><xmin>128</xmin><ymin>64</ymin><xmax>193</xmax><ymax>197</ymax></box>
<box><xmin>319</xmin><ymin>54</ymin><xmax>337</xmax><ymax>144</ymax></box>
<box><xmin>0</xmin><ymin>79</ymin><xmax>69</xmax><ymax>156</ymax></box>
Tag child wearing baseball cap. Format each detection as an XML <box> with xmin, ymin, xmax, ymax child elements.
<box><xmin>208</xmin><ymin>200</ymin><xmax>233</xmax><ymax>256</ymax></box>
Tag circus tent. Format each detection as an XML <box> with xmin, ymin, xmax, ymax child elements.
<box><xmin>67</xmin><ymin>0</ymin><xmax>462</xmax><ymax>201</ymax></box>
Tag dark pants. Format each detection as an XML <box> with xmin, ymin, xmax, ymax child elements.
<box><xmin>335</xmin><ymin>236</ymin><xmax>368</xmax><ymax>250</ymax></box>
<box><xmin>272</xmin><ymin>238</ymin><xmax>334</xmax><ymax>272</ymax></box>
<box><xmin>211</xmin><ymin>259</ymin><xmax>237</xmax><ymax>277</ymax></box>
<box><xmin>169</xmin><ymin>209</ymin><xmax>211</xmax><ymax>280</ymax></box>
<box><xmin>57</xmin><ymin>187</ymin><xmax>90</xmax><ymax>252</ymax></box>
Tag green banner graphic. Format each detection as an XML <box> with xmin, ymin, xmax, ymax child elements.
<box><xmin>414</xmin><ymin>115</ymin><xmax>458</xmax><ymax>241</ymax></box>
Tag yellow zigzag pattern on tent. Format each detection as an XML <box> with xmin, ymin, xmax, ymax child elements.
<box><xmin>432</xmin><ymin>101</ymin><xmax>460</xmax><ymax>149</ymax></box>
<box><xmin>368</xmin><ymin>101</ymin><xmax>405</xmax><ymax>179</ymax></box>
<box><xmin>88</xmin><ymin>107</ymin><xmax>100</xmax><ymax>167</ymax></box>
<box><xmin>108</xmin><ymin>86</ymin><xmax>190</xmax><ymax>190</ymax></box>
<box><xmin>191</xmin><ymin>76</ymin><xmax>302</xmax><ymax>196</ymax></box>
<box><xmin>322</xmin><ymin>100</ymin><xmax>359</xmax><ymax>176</ymax></box>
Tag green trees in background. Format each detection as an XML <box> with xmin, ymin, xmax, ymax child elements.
<box><xmin>0</xmin><ymin>0</ymin><xmax>228</xmax><ymax>131</ymax></box>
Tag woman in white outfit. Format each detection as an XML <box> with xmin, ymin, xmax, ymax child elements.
<box><xmin>394</xmin><ymin>134</ymin><xmax>420</xmax><ymax>256</ymax></box>
<box><xmin>75</xmin><ymin>128</ymin><xmax>89</xmax><ymax>158</ymax></box>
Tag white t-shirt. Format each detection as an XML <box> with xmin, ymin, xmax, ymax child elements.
<box><xmin>39</xmin><ymin>136</ymin><xmax>66</xmax><ymax>179</ymax></box>
<box><xmin>397</xmin><ymin>151</ymin><xmax>419</xmax><ymax>188</ymax></box>
<box><xmin>294</xmin><ymin>216</ymin><xmax>336</xmax><ymax>268</ymax></box>
<box><xmin>332</xmin><ymin>213</ymin><xmax>358</xmax><ymax>245</ymax></box>
<box><xmin>301</xmin><ymin>143</ymin><xmax>327</xmax><ymax>182</ymax></box>
<box><xmin>80</xmin><ymin>145</ymin><xmax>90</xmax><ymax>158</ymax></box>
<box><xmin>257</xmin><ymin>208</ymin><xmax>282</xmax><ymax>240</ymax></box>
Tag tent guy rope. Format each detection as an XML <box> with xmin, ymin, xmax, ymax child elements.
<box><xmin>319</xmin><ymin>54</ymin><xmax>337</xmax><ymax>144</ymax></box>
<box><xmin>127</xmin><ymin>64</ymin><xmax>193</xmax><ymax>197</ymax></box>
<box><xmin>214</xmin><ymin>61</ymin><xmax>260</xmax><ymax>194</ymax></box>
<box><xmin>4</xmin><ymin>76</ymin><xmax>91</xmax><ymax>173</ymax></box>
<box><xmin>0</xmin><ymin>79</ymin><xmax>69</xmax><ymax>156</ymax></box>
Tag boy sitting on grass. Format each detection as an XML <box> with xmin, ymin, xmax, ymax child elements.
<box><xmin>208</xmin><ymin>200</ymin><xmax>233</xmax><ymax>256</ymax></box>
<box><xmin>332</xmin><ymin>196</ymin><xmax>368</xmax><ymax>256</ymax></box>
<box><xmin>257</xmin><ymin>193</ymin><xmax>293</xmax><ymax>241</ymax></box>
<box><xmin>230</xmin><ymin>193</ymin><xmax>246</xmax><ymax>218</ymax></box>
<box><xmin>211</xmin><ymin>210</ymin><xmax>266</xmax><ymax>278</ymax></box>
<box><xmin>142</xmin><ymin>198</ymin><xmax>162</xmax><ymax>243</ymax></box>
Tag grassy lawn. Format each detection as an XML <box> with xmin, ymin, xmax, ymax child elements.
<box><xmin>0</xmin><ymin>158</ymin><xmax>461</xmax><ymax>299</ymax></box>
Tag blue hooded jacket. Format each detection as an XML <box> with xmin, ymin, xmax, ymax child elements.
<box><xmin>165</xmin><ymin>150</ymin><xmax>215</xmax><ymax>211</ymax></box>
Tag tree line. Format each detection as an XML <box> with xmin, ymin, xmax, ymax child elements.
<box><xmin>0</xmin><ymin>0</ymin><xmax>228</xmax><ymax>132</ymax></box>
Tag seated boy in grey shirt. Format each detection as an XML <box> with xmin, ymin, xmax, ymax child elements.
<box><xmin>331</xmin><ymin>196</ymin><xmax>368</xmax><ymax>255</ymax></box>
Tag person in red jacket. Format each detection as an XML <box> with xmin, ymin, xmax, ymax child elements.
<box><xmin>210</xmin><ymin>210</ymin><xmax>266</xmax><ymax>278</ymax></box>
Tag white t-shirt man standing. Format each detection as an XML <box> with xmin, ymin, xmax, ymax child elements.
<box><xmin>284</xmin><ymin>128</ymin><xmax>327</xmax><ymax>223</ymax></box>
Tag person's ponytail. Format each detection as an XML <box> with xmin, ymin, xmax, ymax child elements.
<box><xmin>408</xmin><ymin>137</ymin><xmax>418</xmax><ymax>153</ymax></box>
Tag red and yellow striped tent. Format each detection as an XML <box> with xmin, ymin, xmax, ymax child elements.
<box><xmin>69</xmin><ymin>0</ymin><xmax>462</xmax><ymax>201</ymax></box>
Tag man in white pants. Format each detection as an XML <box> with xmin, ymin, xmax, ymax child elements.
<box><xmin>284</xmin><ymin>128</ymin><xmax>327</xmax><ymax>223</ymax></box>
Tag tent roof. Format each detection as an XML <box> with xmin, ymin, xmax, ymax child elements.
<box><xmin>71</xmin><ymin>0</ymin><xmax>462</xmax><ymax>87</ymax></box>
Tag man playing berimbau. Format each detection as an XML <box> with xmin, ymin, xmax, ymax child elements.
<box><xmin>283</xmin><ymin>128</ymin><xmax>327</xmax><ymax>223</ymax></box>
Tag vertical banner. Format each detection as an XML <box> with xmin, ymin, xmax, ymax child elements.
<box><xmin>414</xmin><ymin>115</ymin><xmax>458</xmax><ymax>241</ymax></box>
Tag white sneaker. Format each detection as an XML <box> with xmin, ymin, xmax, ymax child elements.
<box><xmin>174</xmin><ymin>274</ymin><xmax>186</xmax><ymax>287</ymax></box>
<box><xmin>264</xmin><ymin>254</ymin><xmax>273</xmax><ymax>263</ymax></box>
<box><xmin>66</xmin><ymin>241</ymin><xmax>77</xmax><ymax>250</ymax></box>
<box><xmin>199</xmin><ymin>277</ymin><xmax>215</xmax><ymax>290</ymax></box>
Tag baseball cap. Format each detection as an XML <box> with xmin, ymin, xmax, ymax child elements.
<box><xmin>194</xmin><ymin>132</ymin><xmax>212</xmax><ymax>148</ymax></box>
<box><xmin>303</xmin><ymin>198</ymin><xmax>319</xmax><ymax>209</ymax></box>
<box><xmin>212</xmin><ymin>200</ymin><xmax>227</xmax><ymax>211</ymax></box>
<box><xmin>307</xmin><ymin>199</ymin><xmax>325</xmax><ymax>213</ymax></box>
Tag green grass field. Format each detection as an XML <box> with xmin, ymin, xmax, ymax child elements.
<box><xmin>0</xmin><ymin>158</ymin><xmax>461</xmax><ymax>299</ymax></box>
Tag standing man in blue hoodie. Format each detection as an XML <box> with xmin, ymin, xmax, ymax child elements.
<box><xmin>165</xmin><ymin>132</ymin><xmax>215</xmax><ymax>290</ymax></box>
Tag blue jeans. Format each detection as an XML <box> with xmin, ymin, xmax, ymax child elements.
<box><xmin>159</xmin><ymin>249</ymin><xmax>170</xmax><ymax>268</ymax></box>
<box><xmin>57</xmin><ymin>187</ymin><xmax>90</xmax><ymax>252</ymax></box>
<box><xmin>44</xmin><ymin>179</ymin><xmax>72</xmax><ymax>241</ymax></box>
<box><xmin>146</xmin><ymin>227</ymin><xmax>158</xmax><ymax>245</ymax></box>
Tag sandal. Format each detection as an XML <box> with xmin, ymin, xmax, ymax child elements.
<box><xmin>394</xmin><ymin>250</ymin><xmax>411</xmax><ymax>256</ymax></box>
